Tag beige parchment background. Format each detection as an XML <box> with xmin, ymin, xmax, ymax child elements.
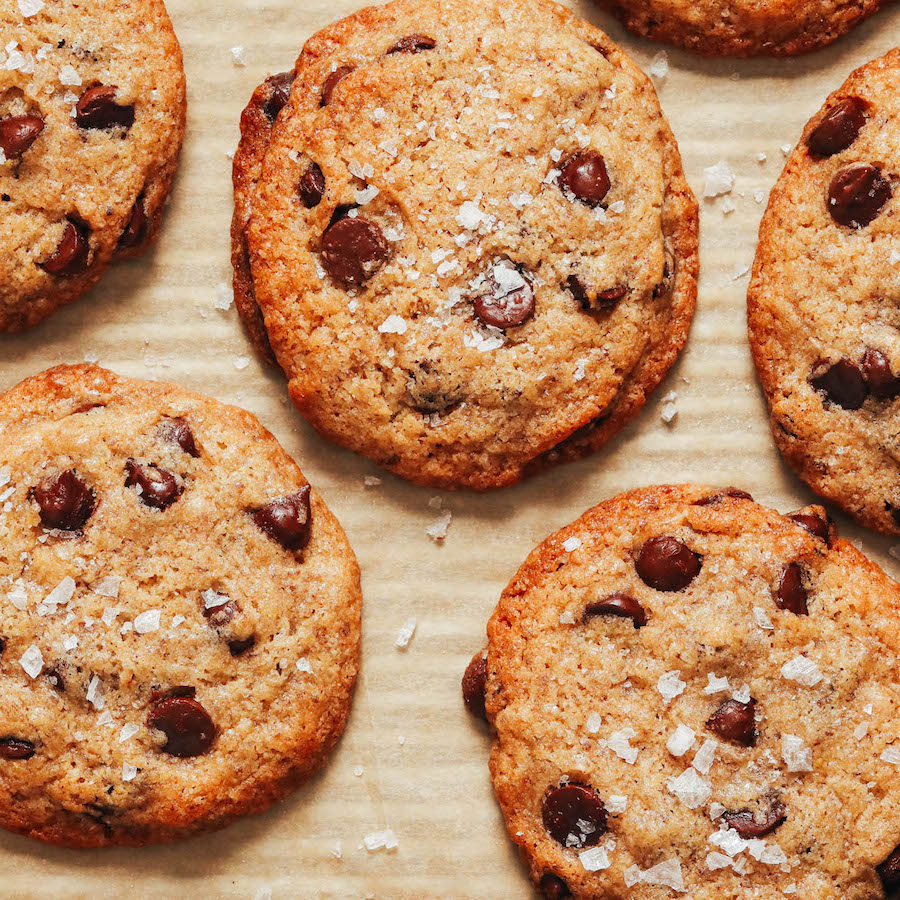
<box><xmin>1</xmin><ymin>0</ymin><xmax>900</xmax><ymax>897</ymax></box>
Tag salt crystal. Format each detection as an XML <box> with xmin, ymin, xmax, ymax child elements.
<box><xmin>119</xmin><ymin>723</ymin><xmax>139</xmax><ymax>743</ymax></box>
<box><xmin>363</xmin><ymin>475</ymin><xmax>382</xmax><ymax>487</ymax></box>
<box><xmin>58</xmin><ymin>63</ymin><xmax>81</xmax><ymax>85</ymax></box>
<box><xmin>704</xmin><ymin>673</ymin><xmax>730</xmax><ymax>694</ymax></box>
<box><xmin>101</xmin><ymin>607</ymin><xmax>122</xmax><ymax>627</ymax></box>
<box><xmin>759</xmin><ymin>844</ymin><xmax>788</xmax><ymax>865</ymax></box>
<box><xmin>353</xmin><ymin>765</ymin><xmax>364</xmax><ymax>777</ymax></box>
<box><xmin>296</xmin><ymin>657</ymin><xmax>313</xmax><ymax>674</ymax></box>
<box><xmin>394</xmin><ymin>617</ymin><xmax>417</xmax><ymax>649</ymax></box>
<box><xmin>649</xmin><ymin>51</ymin><xmax>669</xmax><ymax>79</ymax></box>
<box><xmin>660</xmin><ymin>401</ymin><xmax>678</xmax><ymax>424</ymax></box>
<box><xmin>666</xmin><ymin>724</ymin><xmax>696</xmax><ymax>757</ymax></box>
<box><xmin>782</xmin><ymin>734</ymin><xmax>812</xmax><ymax>772</ymax></box>
<box><xmin>19</xmin><ymin>644</ymin><xmax>43</xmax><ymax>678</ymax></box>
<box><xmin>558</xmin><ymin>610</ymin><xmax>576</xmax><ymax>625</ymax></box>
<box><xmin>171</xmin><ymin>615</ymin><xmax>185</xmax><ymax>627</ymax></box>
<box><xmin>230</xmin><ymin>46</ymin><xmax>246</xmax><ymax>66</ymax></box>
<box><xmin>732</xmin><ymin>684</ymin><xmax>751</xmax><ymax>704</ymax></box>
<box><xmin>425</xmin><ymin>510</ymin><xmax>452</xmax><ymax>541</ymax></box>
<box><xmin>606</xmin><ymin>795</ymin><xmax>627</xmax><ymax>814</ymax></box>
<box><xmin>563</xmin><ymin>537</ymin><xmax>582</xmax><ymax>552</ymax></box>
<box><xmin>703</xmin><ymin>160</ymin><xmax>735</xmax><ymax>198</ymax></box>
<box><xmin>635</xmin><ymin>858</ymin><xmax>686</xmax><ymax>891</ymax></box>
<box><xmin>657</xmin><ymin>670</ymin><xmax>686</xmax><ymax>703</ymax></box>
<box><xmin>202</xmin><ymin>589</ymin><xmax>230</xmax><ymax>610</ymax></box>
<box><xmin>93</xmin><ymin>576</ymin><xmax>121</xmax><ymax>598</ymax></box>
<box><xmin>586</xmin><ymin>712</ymin><xmax>602</xmax><ymax>734</ymax></box>
<box><xmin>781</xmin><ymin>655</ymin><xmax>822</xmax><ymax>687</ymax></box>
<box><xmin>880</xmin><ymin>745</ymin><xmax>900</xmax><ymax>765</ymax></box>
<box><xmin>853</xmin><ymin>722</ymin><xmax>869</xmax><ymax>740</ymax></box>
<box><xmin>18</xmin><ymin>0</ymin><xmax>44</xmax><ymax>16</ymax></box>
<box><xmin>363</xmin><ymin>829</ymin><xmax>398</xmax><ymax>852</ymax></box>
<box><xmin>233</xmin><ymin>356</ymin><xmax>251</xmax><ymax>370</ymax></box>
<box><xmin>86</xmin><ymin>674</ymin><xmax>105</xmax><ymax>710</ymax></box>
<box><xmin>693</xmin><ymin>739</ymin><xmax>717</xmax><ymax>775</ymax></box>
<box><xmin>752</xmin><ymin>606</ymin><xmax>774</xmax><ymax>629</ymax></box>
<box><xmin>579</xmin><ymin>846</ymin><xmax>611</xmax><ymax>871</ymax></box>
<box><xmin>668</xmin><ymin>767</ymin><xmax>712</xmax><ymax>809</ymax></box>
<box><xmin>122</xmin><ymin>762</ymin><xmax>138</xmax><ymax>782</ymax></box>
<box><xmin>62</xmin><ymin>635</ymin><xmax>78</xmax><ymax>652</ymax></box>
<box><xmin>707</xmin><ymin>851</ymin><xmax>733</xmax><ymax>870</ymax></box>
<box><xmin>378</xmin><ymin>314</ymin><xmax>407</xmax><ymax>335</ymax></box>
<box><xmin>134</xmin><ymin>609</ymin><xmax>160</xmax><ymax>634</ymax></box>
<box><xmin>7</xmin><ymin>582</ymin><xmax>28</xmax><ymax>610</ymax></box>
<box><xmin>355</xmin><ymin>184</ymin><xmax>379</xmax><ymax>205</ymax></box>
<box><xmin>214</xmin><ymin>283</ymin><xmax>232</xmax><ymax>310</ymax></box>
<box><xmin>709</xmin><ymin>802</ymin><xmax>725</xmax><ymax>820</ymax></box>
<box><xmin>606</xmin><ymin>728</ymin><xmax>639</xmax><ymax>764</ymax></box>
<box><xmin>44</xmin><ymin>575</ymin><xmax>75</xmax><ymax>610</ymax></box>
<box><xmin>456</xmin><ymin>199</ymin><xmax>493</xmax><ymax>231</ymax></box>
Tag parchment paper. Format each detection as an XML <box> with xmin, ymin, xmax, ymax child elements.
<box><xmin>1</xmin><ymin>1</ymin><xmax>900</xmax><ymax>896</ymax></box>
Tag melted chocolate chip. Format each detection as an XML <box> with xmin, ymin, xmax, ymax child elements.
<box><xmin>125</xmin><ymin>460</ymin><xmax>182</xmax><ymax>510</ymax></box>
<box><xmin>695</xmin><ymin>487</ymin><xmax>754</xmax><ymax>506</ymax></box>
<box><xmin>32</xmin><ymin>469</ymin><xmax>96</xmax><ymax>531</ymax></box>
<box><xmin>635</xmin><ymin>536</ymin><xmax>701</xmax><ymax>592</ymax></box>
<box><xmin>321</xmin><ymin>216</ymin><xmax>389</xmax><ymax>287</ymax></box>
<box><xmin>75</xmin><ymin>85</ymin><xmax>134</xmax><ymax>130</ymax></box>
<box><xmin>558</xmin><ymin>150</ymin><xmax>611</xmax><ymax>207</ymax></box>
<box><xmin>0</xmin><ymin>738</ymin><xmax>35</xmax><ymax>760</ymax></box>
<box><xmin>320</xmin><ymin>66</ymin><xmax>354</xmax><ymax>107</ymax></box>
<box><xmin>828</xmin><ymin>164</ymin><xmax>893</xmax><ymax>228</ymax></box>
<box><xmin>387</xmin><ymin>34</ymin><xmax>437</xmax><ymax>54</ymax></box>
<box><xmin>40</xmin><ymin>219</ymin><xmax>90</xmax><ymax>276</ymax></box>
<box><xmin>159</xmin><ymin>417</ymin><xmax>200</xmax><ymax>457</ymax></box>
<box><xmin>878</xmin><ymin>844</ymin><xmax>900</xmax><ymax>893</ymax></box>
<box><xmin>863</xmin><ymin>348</ymin><xmax>900</xmax><ymax>398</ymax></box>
<box><xmin>776</xmin><ymin>563</ymin><xmax>809</xmax><ymax>615</ymax></box>
<box><xmin>252</xmin><ymin>486</ymin><xmax>312</xmax><ymax>550</ymax></box>
<box><xmin>810</xmin><ymin>358</ymin><xmax>867</xmax><ymax>409</ymax></box>
<box><xmin>147</xmin><ymin>696</ymin><xmax>216</xmax><ymax>757</ymax></box>
<box><xmin>262</xmin><ymin>71</ymin><xmax>295</xmax><ymax>121</ymax></box>
<box><xmin>722</xmin><ymin>799</ymin><xmax>786</xmax><ymax>838</ymax></box>
<box><xmin>203</xmin><ymin>598</ymin><xmax>238</xmax><ymax>628</ymax></box>
<box><xmin>118</xmin><ymin>198</ymin><xmax>147</xmax><ymax>249</ymax></box>
<box><xmin>462</xmin><ymin>651</ymin><xmax>488</xmax><ymax>720</ymax></box>
<box><xmin>707</xmin><ymin>698</ymin><xmax>756</xmax><ymax>746</ymax></box>
<box><xmin>584</xmin><ymin>592</ymin><xmax>647</xmax><ymax>628</ymax></box>
<box><xmin>0</xmin><ymin>114</ymin><xmax>44</xmax><ymax>159</ymax></box>
<box><xmin>788</xmin><ymin>512</ymin><xmax>830</xmax><ymax>544</ymax></box>
<box><xmin>228</xmin><ymin>636</ymin><xmax>255</xmax><ymax>656</ymax></box>
<box><xmin>807</xmin><ymin>98</ymin><xmax>867</xmax><ymax>157</ymax></box>
<box><xmin>568</xmin><ymin>275</ymin><xmax>627</xmax><ymax>311</ymax></box>
<box><xmin>542</xmin><ymin>784</ymin><xmax>607</xmax><ymax>848</ymax></box>
<box><xmin>539</xmin><ymin>874</ymin><xmax>572</xmax><ymax>900</ymax></box>
<box><xmin>298</xmin><ymin>162</ymin><xmax>325</xmax><ymax>208</ymax></box>
<box><xmin>473</xmin><ymin>271</ymin><xmax>535</xmax><ymax>329</ymax></box>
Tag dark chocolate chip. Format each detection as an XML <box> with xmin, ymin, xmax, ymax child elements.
<box><xmin>558</xmin><ymin>150</ymin><xmax>611</xmax><ymax>207</ymax></box>
<box><xmin>118</xmin><ymin>197</ymin><xmax>147</xmax><ymax>249</ymax></box>
<box><xmin>40</xmin><ymin>219</ymin><xmax>90</xmax><ymax>276</ymax></box>
<box><xmin>776</xmin><ymin>563</ymin><xmax>809</xmax><ymax>616</ymax></box>
<box><xmin>862</xmin><ymin>348</ymin><xmax>900</xmax><ymax>398</ymax></box>
<box><xmin>706</xmin><ymin>698</ymin><xmax>756</xmax><ymax>746</ymax></box>
<box><xmin>387</xmin><ymin>34</ymin><xmax>437</xmax><ymax>54</ymax></box>
<box><xmin>32</xmin><ymin>469</ymin><xmax>96</xmax><ymax>531</ymax></box>
<box><xmin>298</xmin><ymin>162</ymin><xmax>325</xmax><ymax>209</ymax></box>
<box><xmin>828</xmin><ymin>164</ymin><xmax>892</xmax><ymax>228</ymax></box>
<box><xmin>635</xmin><ymin>536</ymin><xmax>701</xmax><ymax>592</ymax></box>
<box><xmin>75</xmin><ymin>85</ymin><xmax>134</xmax><ymax>130</ymax></box>
<box><xmin>228</xmin><ymin>636</ymin><xmax>255</xmax><ymax>656</ymax></box>
<box><xmin>320</xmin><ymin>66</ymin><xmax>354</xmax><ymax>107</ymax></box>
<box><xmin>539</xmin><ymin>874</ymin><xmax>572</xmax><ymax>900</ymax></box>
<box><xmin>567</xmin><ymin>275</ymin><xmax>625</xmax><ymax>311</ymax></box>
<box><xmin>0</xmin><ymin>637</ymin><xmax>4</xmax><ymax>657</ymax></box>
<box><xmin>0</xmin><ymin>738</ymin><xmax>35</xmax><ymax>760</ymax></box>
<box><xmin>807</xmin><ymin>98</ymin><xmax>867</xmax><ymax>157</ymax></box>
<box><xmin>584</xmin><ymin>592</ymin><xmax>647</xmax><ymax>628</ymax></box>
<box><xmin>252</xmin><ymin>485</ymin><xmax>312</xmax><ymax>551</ymax></box>
<box><xmin>542</xmin><ymin>783</ymin><xmax>607</xmax><ymax>848</ymax></box>
<box><xmin>124</xmin><ymin>460</ymin><xmax>182</xmax><ymax>510</ymax></box>
<box><xmin>321</xmin><ymin>216</ymin><xmax>389</xmax><ymax>287</ymax></box>
<box><xmin>695</xmin><ymin>487</ymin><xmax>754</xmax><ymax>506</ymax></box>
<box><xmin>788</xmin><ymin>512</ymin><xmax>830</xmax><ymax>544</ymax></box>
<box><xmin>473</xmin><ymin>271</ymin><xmax>535</xmax><ymax>329</ymax></box>
<box><xmin>462</xmin><ymin>650</ymin><xmax>488</xmax><ymax>720</ymax></box>
<box><xmin>0</xmin><ymin>114</ymin><xmax>44</xmax><ymax>159</ymax></box>
<box><xmin>262</xmin><ymin>71</ymin><xmax>295</xmax><ymax>121</ymax></box>
<box><xmin>147</xmin><ymin>696</ymin><xmax>216</xmax><ymax>757</ymax></box>
<box><xmin>203</xmin><ymin>598</ymin><xmax>238</xmax><ymax>628</ymax></box>
<box><xmin>810</xmin><ymin>358</ymin><xmax>867</xmax><ymax>409</ymax></box>
<box><xmin>159</xmin><ymin>417</ymin><xmax>200</xmax><ymax>457</ymax></box>
<box><xmin>722</xmin><ymin>799</ymin><xmax>786</xmax><ymax>838</ymax></box>
<box><xmin>878</xmin><ymin>844</ymin><xmax>900</xmax><ymax>893</ymax></box>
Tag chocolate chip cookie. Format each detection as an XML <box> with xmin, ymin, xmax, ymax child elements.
<box><xmin>235</xmin><ymin>0</ymin><xmax>698</xmax><ymax>490</ymax></box>
<box><xmin>0</xmin><ymin>0</ymin><xmax>186</xmax><ymax>333</ymax></box>
<box><xmin>595</xmin><ymin>0</ymin><xmax>888</xmax><ymax>57</ymax></box>
<box><xmin>748</xmin><ymin>49</ymin><xmax>900</xmax><ymax>535</ymax></box>
<box><xmin>467</xmin><ymin>484</ymin><xmax>900</xmax><ymax>898</ymax></box>
<box><xmin>0</xmin><ymin>365</ymin><xmax>361</xmax><ymax>847</ymax></box>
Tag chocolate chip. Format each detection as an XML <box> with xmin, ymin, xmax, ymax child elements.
<box><xmin>567</xmin><ymin>275</ymin><xmax>625</xmax><ymax>311</ymax></box>
<box><xmin>262</xmin><ymin>71</ymin><xmax>294</xmax><ymax>121</ymax></box>
<box><xmin>462</xmin><ymin>650</ymin><xmax>488</xmax><ymax>720</ymax></box>
<box><xmin>46</xmin><ymin>665</ymin><xmax>66</xmax><ymax>692</ymax></box>
<box><xmin>828</xmin><ymin>164</ymin><xmax>892</xmax><ymax>228</ymax></box>
<box><xmin>0</xmin><ymin>738</ymin><xmax>35</xmax><ymax>760</ymax></box>
<box><xmin>584</xmin><ymin>592</ymin><xmax>647</xmax><ymax>628</ymax></box>
<box><xmin>252</xmin><ymin>486</ymin><xmax>312</xmax><ymax>551</ymax></box>
<box><xmin>652</xmin><ymin>252</ymin><xmax>675</xmax><ymax>299</ymax></box>
<box><xmin>776</xmin><ymin>563</ymin><xmax>809</xmax><ymax>615</ymax></box>
<box><xmin>810</xmin><ymin>358</ymin><xmax>867</xmax><ymax>409</ymax></box>
<box><xmin>539</xmin><ymin>874</ymin><xmax>571</xmax><ymax>900</ymax></box>
<box><xmin>159</xmin><ymin>417</ymin><xmax>200</xmax><ymax>457</ymax></box>
<box><xmin>150</xmin><ymin>685</ymin><xmax>196</xmax><ymax>702</ymax></box>
<box><xmin>228</xmin><ymin>636</ymin><xmax>255</xmax><ymax>656</ymax></box>
<box><xmin>298</xmin><ymin>162</ymin><xmax>325</xmax><ymax>208</ymax></box>
<box><xmin>473</xmin><ymin>271</ymin><xmax>535</xmax><ymax>329</ymax></box>
<box><xmin>558</xmin><ymin>150</ymin><xmax>611</xmax><ymax>207</ymax></box>
<box><xmin>695</xmin><ymin>487</ymin><xmax>754</xmax><ymax>506</ymax></box>
<box><xmin>125</xmin><ymin>460</ymin><xmax>182</xmax><ymax>510</ymax></box>
<box><xmin>0</xmin><ymin>637</ymin><xmax>4</xmax><ymax>657</ymax></box>
<box><xmin>320</xmin><ymin>66</ymin><xmax>354</xmax><ymax>107</ymax></box>
<box><xmin>147</xmin><ymin>696</ymin><xmax>216</xmax><ymax>757</ymax></box>
<box><xmin>118</xmin><ymin>197</ymin><xmax>147</xmax><ymax>249</ymax></box>
<box><xmin>788</xmin><ymin>512</ymin><xmax>830</xmax><ymax>544</ymax></box>
<box><xmin>203</xmin><ymin>598</ymin><xmax>238</xmax><ymax>628</ymax></box>
<box><xmin>862</xmin><ymin>348</ymin><xmax>900</xmax><ymax>398</ymax></box>
<box><xmin>807</xmin><ymin>98</ymin><xmax>867</xmax><ymax>157</ymax></box>
<box><xmin>706</xmin><ymin>698</ymin><xmax>756</xmax><ymax>746</ymax></box>
<box><xmin>542</xmin><ymin>784</ymin><xmax>607</xmax><ymax>848</ymax></box>
<box><xmin>32</xmin><ymin>469</ymin><xmax>96</xmax><ymax>531</ymax></box>
<box><xmin>75</xmin><ymin>85</ymin><xmax>135</xmax><ymax>130</ymax></box>
<box><xmin>0</xmin><ymin>114</ymin><xmax>44</xmax><ymax>159</ymax></box>
<box><xmin>722</xmin><ymin>799</ymin><xmax>786</xmax><ymax>838</ymax></box>
<box><xmin>387</xmin><ymin>34</ymin><xmax>437</xmax><ymax>54</ymax></box>
<box><xmin>321</xmin><ymin>216</ymin><xmax>389</xmax><ymax>287</ymax></box>
<box><xmin>635</xmin><ymin>536</ymin><xmax>701</xmax><ymax>592</ymax></box>
<box><xmin>878</xmin><ymin>844</ymin><xmax>900</xmax><ymax>893</ymax></box>
<box><xmin>40</xmin><ymin>219</ymin><xmax>90</xmax><ymax>276</ymax></box>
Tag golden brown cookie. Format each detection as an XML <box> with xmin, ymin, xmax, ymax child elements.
<box><xmin>235</xmin><ymin>0</ymin><xmax>698</xmax><ymax>490</ymax></box>
<box><xmin>0</xmin><ymin>365</ymin><xmax>361</xmax><ymax>847</ymax></box>
<box><xmin>0</xmin><ymin>0</ymin><xmax>186</xmax><ymax>332</ymax></box>
<box><xmin>595</xmin><ymin>0</ymin><xmax>888</xmax><ymax>57</ymax></box>
<box><xmin>467</xmin><ymin>484</ymin><xmax>900</xmax><ymax>899</ymax></box>
<box><xmin>748</xmin><ymin>49</ymin><xmax>900</xmax><ymax>535</ymax></box>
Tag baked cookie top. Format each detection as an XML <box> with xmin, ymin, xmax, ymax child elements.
<box><xmin>0</xmin><ymin>365</ymin><xmax>361</xmax><ymax>847</ymax></box>
<box><xmin>0</xmin><ymin>0</ymin><xmax>186</xmax><ymax>332</ymax></box>
<box><xmin>478</xmin><ymin>484</ymin><xmax>900</xmax><ymax>899</ymax></box>
<box><xmin>243</xmin><ymin>0</ymin><xmax>697</xmax><ymax>490</ymax></box>
<box><xmin>595</xmin><ymin>0</ymin><xmax>887</xmax><ymax>57</ymax></box>
<box><xmin>748</xmin><ymin>49</ymin><xmax>900</xmax><ymax>535</ymax></box>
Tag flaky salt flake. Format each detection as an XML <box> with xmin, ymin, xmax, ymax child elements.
<box><xmin>606</xmin><ymin>728</ymin><xmax>639</xmax><ymax>764</ymax></box>
<box><xmin>666</xmin><ymin>724</ymin><xmax>696</xmax><ymax>757</ymax></box>
<box><xmin>660</xmin><ymin>401</ymin><xmax>678</xmax><ymax>424</ymax></box>
<box><xmin>880</xmin><ymin>745</ymin><xmax>900</xmax><ymax>765</ymax></box>
<box><xmin>657</xmin><ymin>669</ymin><xmax>686</xmax><ymax>703</ymax></box>
<box><xmin>456</xmin><ymin>199</ymin><xmax>494</xmax><ymax>231</ymax></box>
<box><xmin>296</xmin><ymin>657</ymin><xmax>313</xmax><ymax>674</ymax></box>
<box><xmin>759</xmin><ymin>844</ymin><xmax>788</xmax><ymax>865</ymax></box>
<box><xmin>331</xmin><ymin>841</ymin><xmax>343</xmax><ymax>859</ymax></box>
<box><xmin>19</xmin><ymin>644</ymin><xmax>43</xmax><ymax>678</ymax></box>
<box><xmin>704</xmin><ymin>673</ymin><xmax>730</xmax><ymax>694</ymax></box>
<box><xmin>97</xmin><ymin>710</ymin><xmax>114</xmax><ymax>727</ymax></box>
<box><xmin>395</xmin><ymin>617</ymin><xmax>417</xmax><ymax>649</ymax></box>
<box><xmin>363</xmin><ymin>828</ymin><xmax>398</xmax><ymax>852</ymax></box>
<box><xmin>119</xmin><ymin>723</ymin><xmax>139</xmax><ymax>743</ymax></box>
<box><xmin>693</xmin><ymin>739</ymin><xmax>718</xmax><ymax>775</ymax></box>
<box><xmin>563</xmin><ymin>537</ymin><xmax>582</xmax><ymax>552</ymax></box>
<box><xmin>890</xmin><ymin>249</ymin><xmax>900</xmax><ymax>266</ymax></box>
<box><xmin>782</xmin><ymin>734</ymin><xmax>812</xmax><ymax>772</ymax></box>
<box><xmin>636</xmin><ymin>858</ymin><xmax>686</xmax><ymax>892</ymax></box>
<box><xmin>62</xmin><ymin>635</ymin><xmax>78</xmax><ymax>652</ymax></box>
<box><xmin>233</xmin><ymin>356</ymin><xmax>251</xmax><ymax>371</ymax></box>
<box><xmin>93</xmin><ymin>576</ymin><xmax>121</xmax><ymax>598</ymax></box>
<box><xmin>707</xmin><ymin>851</ymin><xmax>733</xmax><ymax>871</ymax></box>
<box><xmin>730</xmin><ymin>263</ymin><xmax>751</xmax><ymax>281</ymax></box>
<box><xmin>214</xmin><ymin>283</ymin><xmax>232</xmax><ymax>310</ymax></box>
<box><xmin>509</xmin><ymin>191</ymin><xmax>532</xmax><ymax>210</ymax></box>
<box><xmin>752</xmin><ymin>606</ymin><xmax>774</xmax><ymax>629</ymax></box>
<box><xmin>378</xmin><ymin>314</ymin><xmax>407</xmax><ymax>335</ymax></box>
<box><xmin>703</xmin><ymin>160</ymin><xmax>735</xmax><ymax>198</ymax></box>
<box><xmin>781</xmin><ymin>655</ymin><xmax>822</xmax><ymax>687</ymax></box>
<box><xmin>86</xmin><ymin>674</ymin><xmax>105</xmax><ymax>710</ymax></box>
<box><xmin>606</xmin><ymin>794</ymin><xmax>627</xmax><ymax>814</ymax></box>
<box><xmin>668</xmin><ymin>767</ymin><xmax>712</xmax><ymax>809</ymax></box>
<box><xmin>355</xmin><ymin>184</ymin><xmax>379</xmax><ymax>205</ymax></box>
<box><xmin>585</xmin><ymin>712</ymin><xmax>602</xmax><ymax>734</ymax></box>
<box><xmin>58</xmin><ymin>63</ymin><xmax>81</xmax><ymax>85</ymax></box>
<box><xmin>230</xmin><ymin>46</ymin><xmax>246</xmax><ymax>66</ymax></box>
<box><xmin>202</xmin><ymin>589</ymin><xmax>229</xmax><ymax>610</ymax></box>
<box><xmin>171</xmin><ymin>615</ymin><xmax>185</xmax><ymax>628</ymax></box>
<box><xmin>649</xmin><ymin>51</ymin><xmax>669</xmax><ymax>79</ymax></box>
<box><xmin>0</xmin><ymin>466</ymin><xmax>10</xmax><ymax>487</ymax></box>
<box><xmin>558</xmin><ymin>610</ymin><xmax>576</xmax><ymax>625</ymax></box>
<box><xmin>18</xmin><ymin>0</ymin><xmax>44</xmax><ymax>15</ymax></box>
<box><xmin>579</xmin><ymin>846</ymin><xmax>611</xmax><ymax>871</ymax></box>
<box><xmin>363</xmin><ymin>475</ymin><xmax>382</xmax><ymax>487</ymax></box>
<box><xmin>854</xmin><ymin>722</ymin><xmax>869</xmax><ymax>740</ymax></box>
<box><xmin>710</xmin><ymin>802</ymin><xmax>725</xmax><ymax>820</ymax></box>
<box><xmin>709</xmin><ymin>826</ymin><xmax>746</xmax><ymax>856</ymax></box>
<box><xmin>134</xmin><ymin>609</ymin><xmax>160</xmax><ymax>634</ymax></box>
<box><xmin>101</xmin><ymin>607</ymin><xmax>121</xmax><ymax>627</ymax></box>
<box><xmin>122</xmin><ymin>762</ymin><xmax>138</xmax><ymax>782</ymax></box>
<box><xmin>732</xmin><ymin>683</ymin><xmax>751</xmax><ymax>703</ymax></box>
<box><xmin>7</xmin><ymin>582</ymin><xmax>28</xmax><ymax>610</ymax></box>
<box><xmin>44</xmin><ymin>575</ymin><xmax>75</xmax><ymax>609</ymax></box>
<box><xmin>425</xmin><ymin>510</ymin><xmax>452</xmax><ymax>541</ymax></box>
